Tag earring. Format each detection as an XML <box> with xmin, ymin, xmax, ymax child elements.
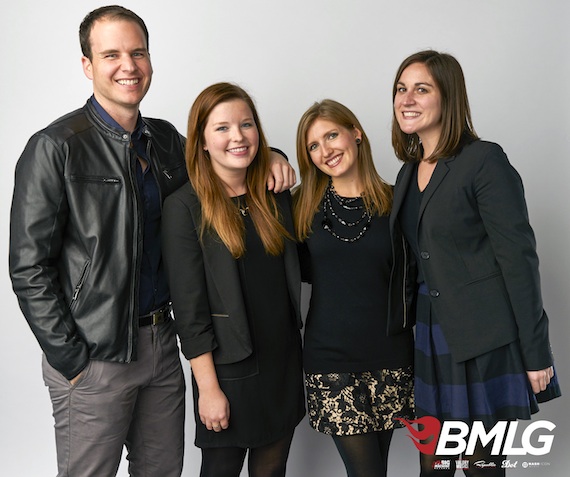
<box><xmin>356</xmin><ymin>138</ymin><xmax>361</xmax><ymax>145</ymax></box>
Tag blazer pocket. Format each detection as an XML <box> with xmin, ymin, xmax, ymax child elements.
<box><xmin>210</xmin><ymin>313</ymin><xmax>253</xmax><ymax>366</ymax></box>
<box><xmin>210</xmin><ymin>313</ymin><xmax>258</xmax><ymax>381</ymax></box>
<box><xmin>464</xmin><ymin>270</ymin><xmax>502</xmax><ymax>286</ymax></box>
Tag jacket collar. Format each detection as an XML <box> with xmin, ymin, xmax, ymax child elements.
<box><xmin>391</xmin><ymin>154</ymin><xmax>457</xmax><ymax>230</ymax></box>
<box><xmin>85</xmin><ymin>97</ymin><xmax>150</xmax><ymax>141</ymax></box>
<box><xmin>418</xmin><ymin>156</ymin><xmax>454</xmax><ymax>220</ymax></box>
<box><xmin>391</xmin><ymin>135</ymin><xmax>477</xmax><ymax>228</ymax></box>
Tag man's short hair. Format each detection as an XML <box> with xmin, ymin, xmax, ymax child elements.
<box><xmin>79</xmin><ymin>5</ymin><xmax>149</xmax><ymax>60</ymax></box>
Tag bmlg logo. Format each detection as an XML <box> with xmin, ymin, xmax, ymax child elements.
<box><xmin>396</xmin><ymin>417</ymin><xmax>556</xmax><ymax>456</ymax></box>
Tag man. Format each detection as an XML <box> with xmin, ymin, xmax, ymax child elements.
<box><xmin>9</xmin><ymin>6</ymin><xmax>294</xmax><ymax>477</ymax></box>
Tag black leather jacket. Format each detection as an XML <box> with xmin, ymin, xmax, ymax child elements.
<box><xmin>9</xmin><ymin>101</ymin><xmax>188</xmax><ymax>379</ymax></box>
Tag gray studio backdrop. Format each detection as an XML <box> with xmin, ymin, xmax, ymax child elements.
<box><xmin>1</xmin><ymin>1</ymin><xmax>568</xmax><ymax>476</ymax></box>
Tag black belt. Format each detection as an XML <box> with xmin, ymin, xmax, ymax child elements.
<box><xmin>139</xmin><ymin>303</ymin><xmax>171</xmax><ymax>327</ymax></box>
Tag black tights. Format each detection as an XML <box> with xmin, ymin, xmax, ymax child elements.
<box><xmin>200</xmin><ymin>431</ymin><xmax>294</xmax><ymax>477</ymax></box>
<box><xmin>332</xmin><ymin>430</ymin><xmax>394</xmax><ymax>477</ymax></box>
<box><xmin>419</xmin><ymin>443</ymin><xmax>506</xmax><ymax>477</ymax></box>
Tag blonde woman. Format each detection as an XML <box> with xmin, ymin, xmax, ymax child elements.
<box><xmin>294</xmin><ymin>99</ymin><xmax>414</xmax><ymax>477</ymax></box>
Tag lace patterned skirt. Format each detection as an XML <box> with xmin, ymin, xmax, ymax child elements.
<box><xmin>305</xmin><ymin>367</ymin><xmax>414</xmax><ymax>436</ymax></box>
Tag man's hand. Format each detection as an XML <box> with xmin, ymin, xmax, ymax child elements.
<box><xmin>69</xmin><ymin>370</ymin><xmax>84</xmax><ymax>386</ymax></box>
<box><xmin>267</xmin><ymin>150</ymin><xmax>296</xmax><ymax>193</ymax></box>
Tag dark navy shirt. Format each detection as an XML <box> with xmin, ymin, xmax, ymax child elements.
<box><xmin>90</xmin><ymin>96</ymin><xmax>169</xmax><ymax>315</ymax></box>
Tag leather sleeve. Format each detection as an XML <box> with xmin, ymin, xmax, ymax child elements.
<box><xmin>9</xmin><ymin>132</ymin><xmax>89</xmax><ymax>379</ymax></box>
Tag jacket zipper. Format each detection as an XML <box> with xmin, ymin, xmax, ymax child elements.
<box><xmin>401</xmin><ymin>234</ymin><xmax>408</xmax><ymax>329</ymax></box>
<box><xmin>126</xmin><ymin>140</ymin><xmax>141</xmax><ymax>362</ymax></box>
<box><xmin>69</xmin><ymin>260</ymin><xmax>91</xmax><ymax>309</ymax></box>
<box><xmin>162</xmin><ymin>163</ymin><xmax>186</xmax><ymax>181</ymax></box>
<box><xmin>69</xmin><ymin>175</ymin><xmax>121</xmax><ymax>184</ymax></box>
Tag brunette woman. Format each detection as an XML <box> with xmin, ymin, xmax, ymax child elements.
<box><xmin>162</xmin><ymin>83</ymin><xmax>304</xmax><ymax>477</ymax></box>
<box><xmin>390</xmin><ymin>50</ymin><xmax>561</xmax><ymax>476</ymax></box>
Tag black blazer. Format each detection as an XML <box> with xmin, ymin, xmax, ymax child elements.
<box><xmin>162</xmin><ymin>182</ymin><xmax>302</xmax><ymax>365</ymax></box>
<box><xmin>390</xmin><ymin>140</ymin><xmax>553</xmax><ymax>369</ymax></box>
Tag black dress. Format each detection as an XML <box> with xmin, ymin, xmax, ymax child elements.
<box><xmin>193</xmin><ymin>200</ymin><xmax>305</xmax><ymax>448</ymax></box>
<box><xmin>301</xmin><ymin>194</ymin><xmax>414</xmax><ymax>436</ymax></box>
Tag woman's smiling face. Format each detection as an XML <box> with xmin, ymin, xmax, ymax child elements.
<box><xmin>394</xmin><ymin>62</ymin><xmax>443</xmax><ymax>153</ymax></box>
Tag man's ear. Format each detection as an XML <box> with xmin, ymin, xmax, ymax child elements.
<box><xmin>81</xmin><ymin>56</ymin><xmax>94</xmax><ymax>80</ymax></box>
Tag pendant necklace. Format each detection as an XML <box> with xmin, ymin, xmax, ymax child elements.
<box><xmin>223</xmin><ymin>180</ymin><xmax>249</xmax><ymax>217</ymax></box>
<box><xmin>236</xmin><ymin>195</ymin><xmax>249</xmax><ymax>217</ymax></box>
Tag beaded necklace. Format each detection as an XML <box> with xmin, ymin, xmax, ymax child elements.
<box><xmin>321</xmin><ymin>180</ymin><xmax>371</xmax><ymax>242</ymax></box>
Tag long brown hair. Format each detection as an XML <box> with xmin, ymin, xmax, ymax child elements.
<box><xmin>187</xmin><ymin>82</ymin><xmax>290</xmax><ymax>258</ymax></box>
<box><xmin>294</xmin><ymin>99</ymin><xmax>393</xmax><ymax>241</ymax></box>
<box><xmin>391</xmin><ymin>50</ymin><xmax>478</xmax><ymax>163</ymax></box>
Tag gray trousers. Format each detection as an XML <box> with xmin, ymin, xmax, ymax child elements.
<box><xmin>42</xmin><ymin>318</ymin><xmax>185</xmax><ymax>477</ymax></box>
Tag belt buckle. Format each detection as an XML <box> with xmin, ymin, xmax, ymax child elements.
<box><xmin>150</xmin><ymin>311</ymin><xmax>162</xmax><ymax>326</ymax></box>
<box><xmin>150</xmin><ymin>305</ymin><xmax>170</xmax><ymax>325</ymax></box>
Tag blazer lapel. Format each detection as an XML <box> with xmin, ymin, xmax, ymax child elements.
<box><xmin>202</xmin><ymin>233</ymin><xmax>246</xmax><ymax>318</ymax></box>
<box><xmin>418</xmin><ymin>157</ymin><xmax>455</xmax><ymax>222</ymax></box>
<box><xmin>188</xmin><ymin>190</ymin><xmax>245</xmax><ymax>316</ymax></box>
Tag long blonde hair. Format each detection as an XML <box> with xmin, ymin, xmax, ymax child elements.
<box><xmin>294</xmin><ymin>99</ymin><xmax>392</xmax><ymax>241</ymax></box>
<box><xmin>186</xmin><ymin>82</ymin><xmax>290</xmax><ymax>257</ymax></box>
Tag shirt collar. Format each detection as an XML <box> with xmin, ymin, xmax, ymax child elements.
<box><xmin>89</xmin><ymin>95</ymin><xmax>145</xmax><ymax>141</ymax></box>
